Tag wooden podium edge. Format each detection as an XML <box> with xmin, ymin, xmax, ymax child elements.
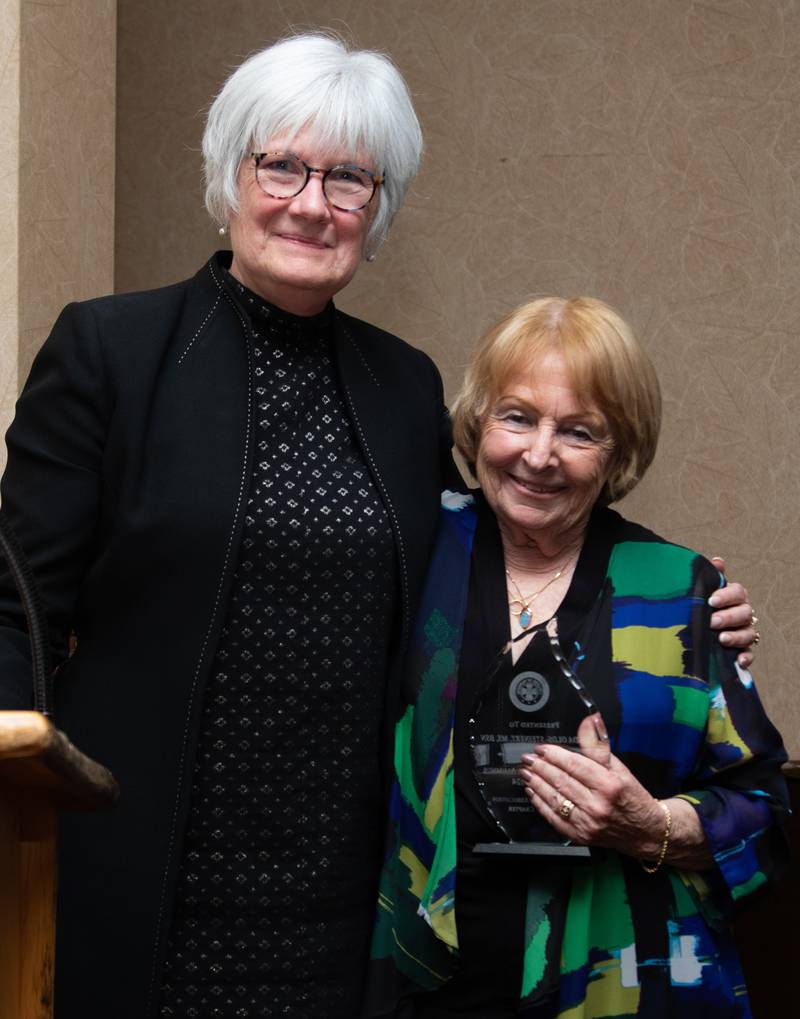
<box><xmin>0</xmin><ymin>712</ymin><xmax>118</xmax><ymax>1017</ymax></box>
<box><xmin>0</xmin><ymin>711</ymin><xmax>118</xmax><ymax>811</ymax></box>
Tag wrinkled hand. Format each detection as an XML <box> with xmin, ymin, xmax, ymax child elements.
<box><xmin>519</xmin><ymin>715</ymin><xmax>664</xmax><ymax>857</ymax></box>
<box><xmin>709</xmin><ymin>557</ymin><xmax>756</xmax><ymax>670</ymax></box>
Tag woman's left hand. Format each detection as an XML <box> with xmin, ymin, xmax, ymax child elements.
<box><xmin>519</xmin><ymin>715</ymin><xmax>668</xmax><ymax>858</ymax></box>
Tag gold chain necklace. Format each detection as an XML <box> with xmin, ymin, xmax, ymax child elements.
<box><xmin>505</xmin><ymin>563</ymin><xmax>572</xmax><ymax>629</ymax></box>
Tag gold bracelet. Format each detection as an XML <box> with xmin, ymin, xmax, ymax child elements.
<box><xmin>641</xmin><ymin>800</ymin><xmax>672</xmax><ymax>874</ymax></box>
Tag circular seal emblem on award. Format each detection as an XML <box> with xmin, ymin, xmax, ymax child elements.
<box><xmin>508</xmin><ymin>670</ymin><xmax>550</xmax><ymax>712</ymax></box>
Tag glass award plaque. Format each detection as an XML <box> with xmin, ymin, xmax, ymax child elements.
<box><xmin>469</xmin><ymin>616</ymin><xmax>606</xmax><ymax>857</ymax></box>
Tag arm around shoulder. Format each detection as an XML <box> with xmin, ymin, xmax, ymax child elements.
<box><xmin>678</xmin><ymin>562</ymin><xmax>789</xmax><ymax>911</ymax></box>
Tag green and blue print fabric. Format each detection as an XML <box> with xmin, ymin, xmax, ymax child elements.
<box><xmin>369</xmin><ymin>495</ymin><xmax>789</xmax><ymax>1018</ymax></box>
<box><xmin>370</xmin><ymin>490</ymin><xmax>476</xmax><ymax>992</ymax></box>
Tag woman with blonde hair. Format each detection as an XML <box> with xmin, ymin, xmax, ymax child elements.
<box><xmin>369</xmin><ymin>297</ymin><xmax>785</xmax><ymax>1019</ymax></box>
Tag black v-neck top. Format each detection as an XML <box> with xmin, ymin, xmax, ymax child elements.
<box><xmin>454</xmin><ymin>494</ymin><xmax>615</xmax><ymax>847</ymax></box>
<box><xmin>414</xmin><ymin>495</ymin><xmax>616</xmax><ymax>1018</ymax></box>
<box><xmin>159</xmin><ymin>274</ymin><xmax>397</xmax><ymax>1019</ymax></box>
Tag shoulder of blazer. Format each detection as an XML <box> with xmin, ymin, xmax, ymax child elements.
<box><xmin>66</xmin><ymin>256</ymin><xmax>239</xmax><ymax>364</ymax></box>
<box><xmin>334</xmin><ymin>308</ymin><xmax>441</xmax><ymax>386</ymax></box>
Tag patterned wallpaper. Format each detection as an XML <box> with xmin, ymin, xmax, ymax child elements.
<box><xmin>116</xmin><ymin>0</ymin><xmax>800</xmax><ymax>755</ymax></box>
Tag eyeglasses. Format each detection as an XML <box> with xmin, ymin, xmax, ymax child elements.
<box><xmin>250</xmin><ymin>152</ymin><xmax>383</xmax><ymax>211</ymax></box>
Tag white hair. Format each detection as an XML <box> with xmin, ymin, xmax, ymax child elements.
<box><xmin>202</xmin><ymin>33</ymin><xmax>423</xmax><ymax>257</ymax></box>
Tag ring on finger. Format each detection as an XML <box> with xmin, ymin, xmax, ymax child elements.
<box><xmin>558</xmin><ymin>797</ymin><xmax>576</xmax><ymax>819</ymax></box>
<box><xmin>751</xmin><ymin>614</ymin><xmax>759</xmax><ymax>627</ymax></box>
<box><xmin>752</xmin><ymin>631</ymin><xmax>761</xmax><ymax>646</ymax></box>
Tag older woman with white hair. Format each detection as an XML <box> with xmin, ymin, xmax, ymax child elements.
<box><xmin>0</xmin><ymin>33</ymin><xmax>448</xmax><ymax>1019</ymax></box>
<box><xmin>0</xmin><ymin>33</ymin><xmax>754</xmax><ymax>1019</ymax></box>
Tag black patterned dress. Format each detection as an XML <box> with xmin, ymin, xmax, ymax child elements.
<box><xmin>158</xmin><ymin>277</ymin><xmax>397</xmax><ymax>1018</ymax></box>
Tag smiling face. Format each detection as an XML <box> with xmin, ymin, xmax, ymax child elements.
<box><xmin>228</xmin><ymin>129</ymin><xmax>378</xmax><ymax>315</ymax></box>
<box><xmin>476</xmin><ymin>348</ymin><xmax>615</xmax><ymax>550</ymax></box>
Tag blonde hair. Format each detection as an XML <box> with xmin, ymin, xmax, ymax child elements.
<box><xmin>452</xmin><ymin>297</ymin><xmax>662</xmax><ymax>504</ymax></box>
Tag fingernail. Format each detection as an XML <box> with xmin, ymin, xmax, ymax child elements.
<box><xmin>519</xmin><ymin>768</ymin><xmax>532</xmax><ymax>782</ymax></box>
<box><xmin>708</xmin><ymin>594</ymin><xmax>720</xmax><ymax>607</ymax></box>
<box><xmin>719</xmin><ymin>633</ymin><xmax>733</xmax><ymax>645</ymax></box>
<box><xmin>532</xmin><ymin>744</ymin><xmax>546</xmax><ymax>755</ymax></box>
<box><xmin>710</xmin><ymin>613</ymin><xmax>722</xmax><ymax>628</ymax></box>
<box><xmin>521</xmin><ymin>755</ymin><xmax>534</xmax><ymax>766</ymax></box>
<box><xmin>592</xmin><ymin>712</ymin><xmax>609</xmax><ymax>742</ymax></box>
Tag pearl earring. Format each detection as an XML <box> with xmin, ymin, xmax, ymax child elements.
<box><xmin>219</xmin><ymin>225</ymin><xmax>227</xmax><ymax>236</ymax></box>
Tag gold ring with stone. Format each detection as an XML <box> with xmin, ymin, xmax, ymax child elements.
<box><xmin>558</xmin><ymin>798</ymin><xmax>576</xmax><ymax>819</ymax></box>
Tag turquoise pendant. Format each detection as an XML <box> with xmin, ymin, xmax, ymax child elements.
<box><xmin>519</xmin><ymin>608</ymin><xmax>532</xmax><ymax>628</ymax></box>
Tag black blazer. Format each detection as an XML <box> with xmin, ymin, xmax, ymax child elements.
<box><xmin>0</xmin><ymin>253</ymin><xmax>454</xmax><ymax>1017</ymax></box>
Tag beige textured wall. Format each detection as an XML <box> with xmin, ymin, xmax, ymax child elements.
<box><xmin>1</xmin><ymin>0</ymin><xmax>116</xmax><ymax>456</ymax></box>
<box><xmin>0</xmin><ymin>1</ymin><xmax>21</xmax><ymax>438</ymax></box>
<box><xmin>116</xmin><ymin>0</ymin><xmax>800</xmax><ymax>755</ymax></box>
<box><xmin>18</xmin><ymin>0</ymin><xmax>117</xmax><ymax>383</ymax></box>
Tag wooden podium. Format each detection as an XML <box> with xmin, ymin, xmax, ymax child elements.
<box><xmin>0</xmin><ymin>711</ymin><xmax>118</xmax><ymax>1019</ymax></box>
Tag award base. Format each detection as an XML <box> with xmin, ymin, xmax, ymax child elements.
<box><xmin>473</xmin><ymin>841</ymin><xmax>591</xmax><ymax>858</ymax></box>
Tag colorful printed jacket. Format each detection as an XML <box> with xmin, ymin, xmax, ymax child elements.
<box><xmin>365</xmin><ymin>492</ymin><xmax>789</xmax><ymax>1018</ymax></box>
